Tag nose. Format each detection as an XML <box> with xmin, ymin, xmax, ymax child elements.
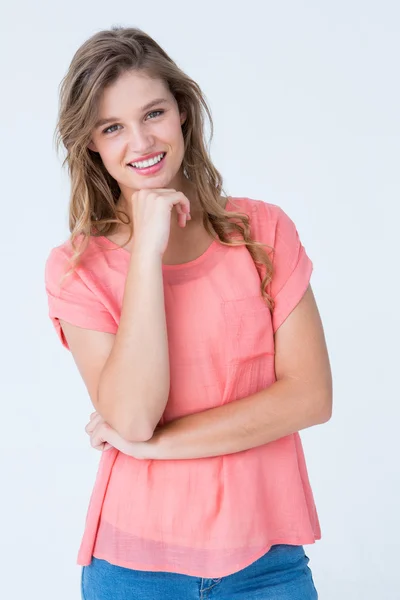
<box><xmin>127</xmin><ymin>124</ymin><xmax>155</xmax><ymax>156</ymax></box>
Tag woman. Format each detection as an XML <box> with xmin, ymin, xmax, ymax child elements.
<box><xmin>45</xmin><ymin>26</ymin><xmax>332</xmax><ymax>600</ymax></box>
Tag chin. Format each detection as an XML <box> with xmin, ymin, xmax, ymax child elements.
<box><xmin>141</xmin><ymin>176</ymin><xmax>173</xmax><ymax>189</ymax></box>
<box><xmin>144</xmin><ymin>170</ymin><xmax>179</xmax><ymax>189</ymax></box>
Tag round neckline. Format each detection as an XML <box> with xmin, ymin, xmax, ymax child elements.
<box><xmin>96</xmin><ymin>196</ymin><xmax>233</xmax><ymax>271</ymax></box>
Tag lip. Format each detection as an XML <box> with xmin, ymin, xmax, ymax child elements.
<box><xmin>127</xmin><ymin>151</ymin><xmax>166</xmax><ymax>165</ymax></box>
<box><xmin>127</xmin><ymin>152</ymin><xmax>167</xmax><ymax>177</ymax></box>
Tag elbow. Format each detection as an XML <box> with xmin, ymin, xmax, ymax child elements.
<box><xmin>317</xmin><ymin>405</ymin><xmax>332</xmax><ymax>424</ymax></box>
<box><xmin>108</xmin><ymin>416</ymin><xmax>155</xmax><ymax>444</ymax></box>
<box><xmin>122</xmin><ymin>424</ymin><xmax>155</xmax><ymax>443</ymax></box>
<box><xmin>96</xmin><ymin>400</ymin><xmax>155</xmax><ymax>444</ymax></box>
<box><xmin>96</xmin><ymin>385</ymin><xmax>157</xmax><ymax>443</ymax></box>
<box><xmin>112</xmin><ymin>411</ymin><xmax>156</xmax><ymax>443</ymax></box>
<box><xmin>308</xmin><ymin>368</ymin><xmax>333</xmax><ymax>424</ymax></box>
<box><xmin>314</xmin><ymin>388</ymin><xmax>333</xmax><ymax>424</ymax></box>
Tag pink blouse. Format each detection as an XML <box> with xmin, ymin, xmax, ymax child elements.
<box><xmin>44</xmin><ymin>197</ymin><xmax>321</xmax><ymax>578</ymax></box>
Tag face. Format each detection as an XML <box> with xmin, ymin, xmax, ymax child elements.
<box><xmin>88</xmin><ymin>70</ymin><xmax>187</xmax><ymax>200</ymax></box>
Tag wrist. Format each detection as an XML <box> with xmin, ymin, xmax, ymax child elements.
<box><xmin>128</xmin><ymin>247</ymin><xmax>163</xmax><ymax>283</ymax></box>
<box><xmin>142</xmin><ymin>426</ymin><xmax>165</xmax><ymax>460</ymax></box>
<box><xmin>122</xmin><ymin>427</ymin><xmax>165</xmax><ymax>460</ymax></box>
<box><xmin>131</xmin><ymin>245</ymin><xmax>162</xmax><ymax>267</ymax></box>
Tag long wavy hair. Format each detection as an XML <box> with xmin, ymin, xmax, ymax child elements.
<box><xmin>55</xmin><ymin>26</ymin><xmax>275</xmax><ymax>309</ymax></box>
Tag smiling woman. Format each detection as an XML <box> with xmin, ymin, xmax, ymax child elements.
<box><xmin>45</xmin><ymin>25</ymin><xmax>330</xmax><ymax>600</ymax></box>
<box><xmin>87</xmin><ymin>72</ymin><xmax>187</xmax><ymax>200</ymax></box>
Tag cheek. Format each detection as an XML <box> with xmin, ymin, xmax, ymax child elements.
<box><xmin>97</xmin><ymin>140</ymin><xmax>125</xmax><ymax>170</ymax></box>
<box><xmin>160</xmin><ymin>116</ymin><xmax>185</xmax><ymax>144</ymax></box>
<box><xmin>168</xmin><ymin>125</ymin><xmax>185</xmax><ymax>157</ymax></box>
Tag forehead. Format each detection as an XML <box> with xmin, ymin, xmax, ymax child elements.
<box><xmin>98</xmin><ymin>71</ymin><xmax>172</xmax><ymax>114</ymax></box>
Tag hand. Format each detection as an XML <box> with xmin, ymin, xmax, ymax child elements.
<box><xmin>130</xmin><ymin>188</ymin><xmax>191</xmax><ymax>256</ymax></box>
<box><xmin>84</xmin><ymin>411</ymin><xmax>162</xmax><ymax>459</ymax></box>
<box><xmin>85</xmin><ymin>411</ymin><xmax>134</xmax><ymax>455</ymax></box>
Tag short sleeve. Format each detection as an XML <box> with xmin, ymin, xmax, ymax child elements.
<box><xmin>44</xmin><ymin>247</ymin><xmax>118</xmax><ymax>351</ymax></box>
<box><xmin>268</xmin><ymin>206</ymin><xmax>313</xmax><ymax>333</ymax></box>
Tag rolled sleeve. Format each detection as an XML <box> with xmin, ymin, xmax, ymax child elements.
<box><xmin>45</xmin><ymin>247</ymin><xmax>117</xmax><ymax>350</ymax></box>
<box><xmin>269</xmin><ymin>206</ymin><xmax>313</xmax><ymax>333</ymax></box>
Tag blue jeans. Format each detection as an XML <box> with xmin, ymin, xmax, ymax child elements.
<box><xmin>81</xmin><ymin>544</ymin><xmax>318</xmax><ymax>599</ymax></box>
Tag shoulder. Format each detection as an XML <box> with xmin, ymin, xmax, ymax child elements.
<box><xmin>227</xmin><ymin>196</ymin><xmax>293</xmax><ymax>239</ymax></box>
<box><xmin>44</xmin><ymin>240</ymin><xmax>74</xmax><ymax>289</ymax></box>
<box><xmin>228</xmin><ymin>196</ymin><xmax>283</xmax><ymax>219</ymax></box>
<box><xmin>44</xmin><ymin>236</ymin><xmax>118</xmax><ymax>349</ymax></box>
<box><xmin>44</xmin><ymin>234</ymin><xmax>106</xmax><ymax>291</ymax></box>
<box><xmin>45</xmin><ymin>233</ymin><xmax>108</xmax><ymax>266</ymax></box>
<box><xmin>228</xmin><ymin>196</ymin><xmax>311</xmax><ymax>279</ymax></box>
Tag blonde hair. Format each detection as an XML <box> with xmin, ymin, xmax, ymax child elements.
<box><xmin>55</xmin><ymin>26</ymin><xmax>275</xmax><ymax>308</ymax></box>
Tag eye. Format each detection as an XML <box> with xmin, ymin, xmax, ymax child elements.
<box><xmin>146</xmin><ymin>110</ymin><xmax>164</xmax><ymax>120</ymax></box>
<box><xmin>103</xmin><ymin>124</ymin><xmax>121</xmax><ymax>135</ymax></box>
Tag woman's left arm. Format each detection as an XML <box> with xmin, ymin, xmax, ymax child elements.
<box><xmin>87</xmin><ymin>285</ymin><xmax>332</xmax><ymax>460</ymax></box>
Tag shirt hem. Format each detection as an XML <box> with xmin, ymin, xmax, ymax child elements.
<box><xmin>77</xmin><ymin>533</ymin><xmax>321</xmax><ymax>578</ymax></box>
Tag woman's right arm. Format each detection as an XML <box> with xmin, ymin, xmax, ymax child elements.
<box><xmin>97</xmin><ymin>246</ymin><xmax>169</xmax><ymax>442</ymax></box>
<box><xmin>59</xmin><ymin>189</ymin><xmax>191</xmax><ymax>443</ymax></box>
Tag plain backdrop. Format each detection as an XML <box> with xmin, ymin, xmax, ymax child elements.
<box><xmin>1</xmin><ymin>1</ymin><xmax>399</xmax><ymax>598</ymax></box>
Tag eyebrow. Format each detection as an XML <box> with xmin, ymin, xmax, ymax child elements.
<box><xmin>94</xmin><ymin>97</ymin><xmax>169</xmax><ymax>129</ymax></box>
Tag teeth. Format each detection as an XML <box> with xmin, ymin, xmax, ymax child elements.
<box><xmin>131</xmin><ymin>153</ymin><xmax>165</xmax><ymax>169</ymax></box>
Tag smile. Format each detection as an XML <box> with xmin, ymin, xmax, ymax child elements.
<box><xmin>129</xmin><ymin>152</ymin><xmax>166</xmax><ymax>170</ymax></box>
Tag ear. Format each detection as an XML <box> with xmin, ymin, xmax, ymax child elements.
<box><xmin>87</xmin><ymin>140</ymin><xmax>98</xmax><ymax>152</ymax></box>
<box><xmin>180</xmin><ymin>111</ymin><xmax>187</xmax><ymax>126</ymax></box>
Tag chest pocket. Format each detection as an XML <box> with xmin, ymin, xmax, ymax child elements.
<box><xmin>222</xmin><ymin>294</ymin><xmax>275</xmax><ymax>365</ymax></box>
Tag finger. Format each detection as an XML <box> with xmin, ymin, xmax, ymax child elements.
<box><xmin>177</xmin><ymin>213</ymin><xmax>187</xmax><ymax>228</ymax></box>
<box><xmin>177</xmin><ymin>197</ymin><xmax>191</xmax><ymax>215</ymax></box>
<box><xmin>85</xmin><ymin>412</ymin><xmax>104</xmax><ymax>434</ymax></box>
<box><xmin>174</xmin><ymin>205</ymin><xmax>189</xmax><ymax>227</ymax></box>
<box><xmin>135</xmin><ymin>189</ymin><xmax>191</xmax><ymax>222</ymax></box>
<box><xmin>91</xmin><ymin>423</ymin><xmax>119</xmax><ymax>452</ymax></box>
<box><xmin>163</xmin><ymin>192</ymin><xmax>191</xmax><ymax>214</ymax></box>
<box><xmin>179</xmin><ymin>202</ymin><xmax>191</xmax><ymax>217</ymax></box>
<box><xmin>132</xmin><ymin>188</ymin><xmax>176</xmax><ymax>202</ymax></box>
<box><xmin>90</xmin><ymin>422</ymin><xmax>108</xmax><ymax>450</ymax></box>
<box><xmin>175</xmin><ymin>204</ymin><xmax>190</xmax><ymax>226</ymax></box>
<box><xmin>86</xmin><ymin>412</ymin><xmax>103</xmax><ymax>431</ymax></box>
<box><xmin>92</xmin><ymin>441</ymin><xmax>107</xmax><ymax>452</ymax></box>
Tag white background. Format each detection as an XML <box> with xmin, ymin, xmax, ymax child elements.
<box><xmin>1</xmin><ymin>1</ymin><xmax>399</xmax><ymax>598</ymax></box>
